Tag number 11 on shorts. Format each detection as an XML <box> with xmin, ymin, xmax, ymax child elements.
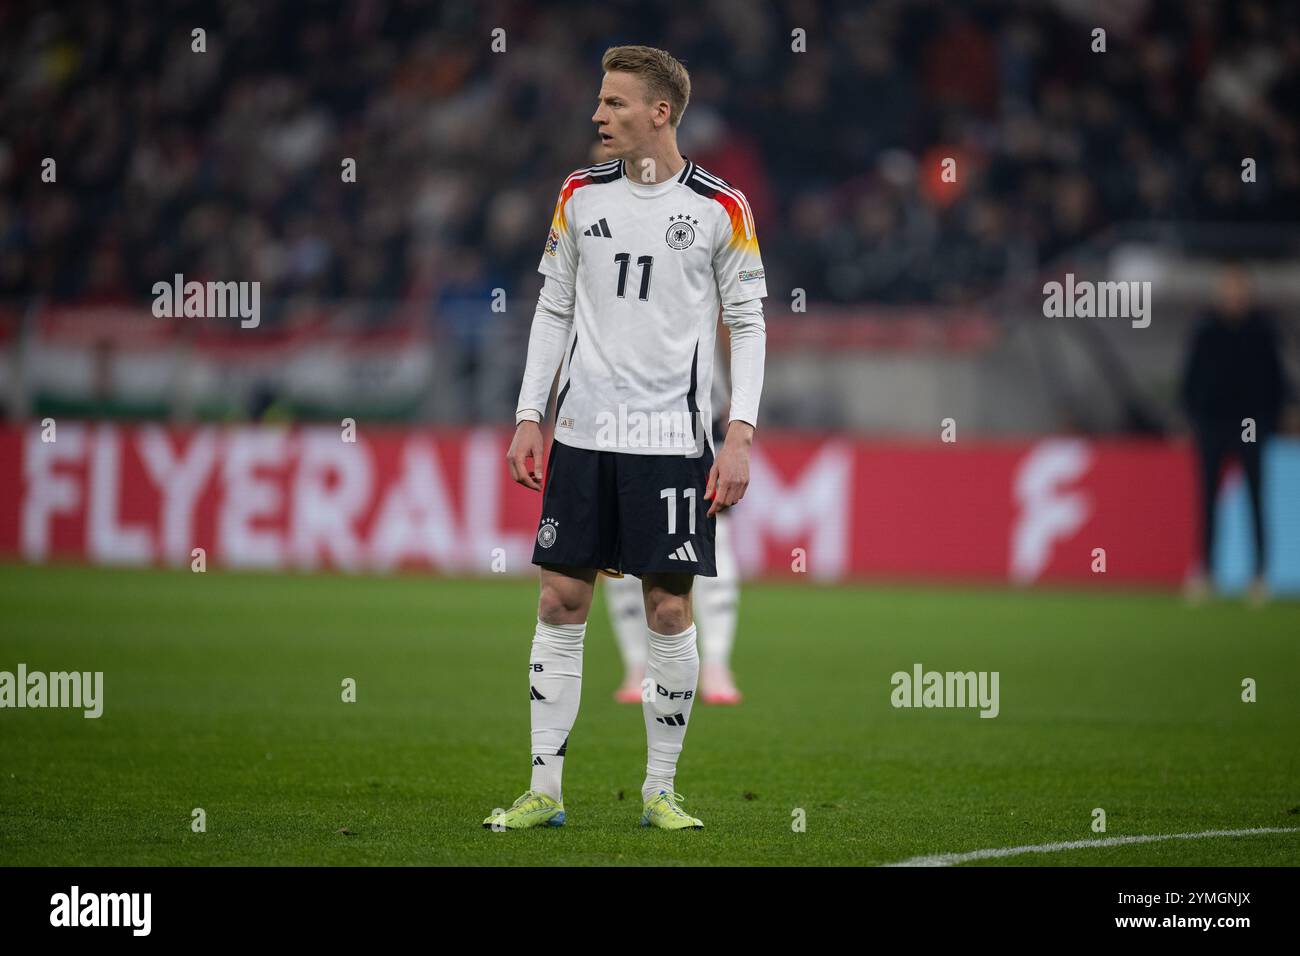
<box><xmin>660</xmin><ymin>487</ymin><xmax>697</xmax><ymax>534</ymax></box>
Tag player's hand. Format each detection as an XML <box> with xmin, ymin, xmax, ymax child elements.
<box><xmin>705</xmin><ymin>421</ymin><xmax>753</xmax><ymax>517</ymax></box>
<box><xmin>507</xmin><ymin>421</ymin><xmax>545</xmax><ymax>491</ymax></box>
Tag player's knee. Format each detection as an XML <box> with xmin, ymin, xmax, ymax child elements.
<box><xmin>646</xmin><ymin>595</ymin><xmax>691</xmax><ymax>634</ymax></box>
<box><xmin>537</xmin><ymin>581</ymin><xmax>587</xmax><ymax>624</ymax></box>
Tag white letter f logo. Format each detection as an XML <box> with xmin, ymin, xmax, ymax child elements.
<box><xmin>1010</xmin><ymin>439</ymin><xmax>1092</xmax><ymax>584</ymax></box>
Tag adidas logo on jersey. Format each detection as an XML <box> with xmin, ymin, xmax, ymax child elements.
<box><xmin>666</xmin><ymin>541</ymin><xmax>699</xmax><ymax>562</ymax></box>
<box><xmin>655</xmin><ymin>713</ymin><xmax>686</xmax><ymax>726</ymax></box>
<box><xmin>582</xmin><ymin>218</ymin><xmax>613</xmax><ymax>237</ymax></box>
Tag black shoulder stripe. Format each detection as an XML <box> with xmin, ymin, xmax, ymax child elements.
<box><xmin>565</xmin><ymin>159</ymin><xmax>621</xmax><ymax>186</ymax></box>
<box><xmin>586</xmin><ymin>164</ymin><xmax>623</xmax><ymax>185</ymax></box>
<box><xmin>684</xmin><ymin>171</ymin><xmax>718</xmax><ymax>200</ymax></box>
<box><xmin>690</xmin><ymin>165</ymin><xmax>755</xmax><ymax>238</ymax></box>
<box><xmin>565</xmin><ymin>159</ymin><xmax>618</xmax><ymax>181</ymax></box>
<box><xmin>689</xmin><ymin>164</ymin><xmax>735</xmax><ymax>190</ymax></box>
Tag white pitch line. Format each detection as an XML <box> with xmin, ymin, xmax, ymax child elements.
<box><xmin>883</xmin><ymin>827</ymin><xmax>1300</xmax><ymax>867</ymax></box>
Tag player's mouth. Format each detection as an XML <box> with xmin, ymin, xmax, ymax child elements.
<box><xmin>599</xmin><ymin>132</ymin><xmax>614</xmax><ymax>146</ymax></box>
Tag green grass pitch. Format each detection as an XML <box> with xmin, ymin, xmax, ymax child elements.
<box><xmin>1</xmin><ymin>562</ymin><xmax>1297</xmax><ymax>866</ymax></box>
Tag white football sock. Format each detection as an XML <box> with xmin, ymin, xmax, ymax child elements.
<box><xmin>642</xmin><ymin>623</ymin><xmax>699</xmax><ymax>802</ymax></box>
<box><xmin>529</xmin><ymin>619</ymin><xmax>585</xmax><ymax>802</ymax></box>
<box><xmin>604</xmin><ymin>573</ymin><xmax>647</xmax><ymax>679</ymax></box>
<box><xmin>695</xmin><ymin>516</ymin><xmax>739</xmax><ymax>668</ymax></box>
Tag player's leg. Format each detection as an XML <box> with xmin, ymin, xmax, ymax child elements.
<box><xmin>638</xmin><ymin>571</ymin><xmax>704</xmax><ymax>828</ymax></box>
<box><xmin>526</xmin><ymin>441</ymin><xmax>618</xmax><ymax>804</ymax></box>
<box><xmin>696</xmin><ymin>511</ymin><xmax>741</xmax><ymax>704</ymax></box>
<box><xmin>484</xmin><ymin>565</ymin><xmax>595</xmax><ymax>830</ymax></box>
<box><xmin>614</xmin><ymin>445</ymin><xmax>714</xmax><ymax>828</ymax></box>
<box><xmin>604</xmin><ymin>571</ymin><xmax>648</xmax><ymax>702</ymax></box>
<box><xmin>1240</xmin><ymin>435</ymin><xmax>1269</xmax><ymax>604</ymax></box>
<box><xmin>484</xmin><ymin>441</ymin><xmax>614</xmax><ymax>830</ymax></box>
<box><xmin>529</xmin><ymin>564</ymin><xmax>597</xmax><ymax>801</ymax></box>
<box><xmin>1186</xmin><ymin>427</ymin><xmax>1225</xmax><ymax>603</ymax></box>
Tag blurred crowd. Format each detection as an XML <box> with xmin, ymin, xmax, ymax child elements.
<box><xmin>2</xmin><ymin>0</ymin><xmax>1298</xmax><ymax>324</ymax></box>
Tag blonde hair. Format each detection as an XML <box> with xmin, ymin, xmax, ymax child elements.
<box><xmin>601</xmin><ymin>45</ymin><xmax>691</xmax><ymax>128</ymax></box>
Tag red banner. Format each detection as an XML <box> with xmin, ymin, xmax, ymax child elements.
<box><xmin>0</xmin><ymin>423</ymin><xmax>1198</xmax><ymax>586</ymax></box>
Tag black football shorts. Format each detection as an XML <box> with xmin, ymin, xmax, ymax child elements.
<box><xmin>531</xmin><ymin>440</ymin><xmax>717</xmax><ymax>576</ymax></box>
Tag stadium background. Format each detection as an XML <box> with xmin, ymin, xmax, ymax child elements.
<box><xmin>3</xmin><ymin>0</ymin><xmax>1299</xmax><ymax>591</ymax></box>
<box><xmin>1</xmin><ymin>0</ymin><xmax>1298</xmax><ymax>868</ymax></box>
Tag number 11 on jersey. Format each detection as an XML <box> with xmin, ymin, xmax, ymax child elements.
<box><xmin>614</xmin><ymin>252</ymin><xmax>654</xmax><ymax>300</ymax></box>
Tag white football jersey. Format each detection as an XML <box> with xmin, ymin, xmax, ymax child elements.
<box><xmin>537</xmin><ymin>157</ymin><xmax>767</xmax><ymax>457</ymax></box>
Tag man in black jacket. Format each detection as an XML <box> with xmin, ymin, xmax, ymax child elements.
<box><xmin>1180</xmin><ymin>264</ymin><xmax>1289</xmax><ymax>604</ymax></box>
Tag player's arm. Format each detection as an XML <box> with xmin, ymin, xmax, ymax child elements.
<box><xmin>705</xmin><ymin>195</ymin><xmax>768</xmax><ymax>516</ymax></box>
<box><xmin>509</xmin><ymin>185</ymin><xmax>580</xmax><ymax>491</ymax></box>
<box><xmin>707</xmin><ymin>297</ymin><xmax>766</xmax><ymax>514</ymax></box>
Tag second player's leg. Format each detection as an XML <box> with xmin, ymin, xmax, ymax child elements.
<box><xmin>604</xmin><ymin>572</ymin><xmax>648</xmax><ymax>701</ymax></box>
<box><xmin>1196</xmin><ymin>430</ymin><xmax>1228</xmax><ymax>575</ymax></box>
<box><xmin>1239</xmin><ymin>438</ymin><xmax>1267</xmax><ymax>580</ymax></box>
<box><xmin>696</xmin><ymin>512</ymin><xmax>742</xmax><ymax>703</ymax></box>
<box><xmin>1239</xmin><ymin>436</ymin><xmax>1269</xmax><ymax>604</ymax></box>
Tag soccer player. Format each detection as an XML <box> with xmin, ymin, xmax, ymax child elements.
<box><xmin>484</xmin><ymin>44</ymin><xmax>767</xmax><ymax>831</ymax></box>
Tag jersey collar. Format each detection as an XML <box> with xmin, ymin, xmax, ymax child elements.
<box><xmin>620</xmin><ymin>156</ymin><xmax>692</xmax><ymax>197</ymax></box>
